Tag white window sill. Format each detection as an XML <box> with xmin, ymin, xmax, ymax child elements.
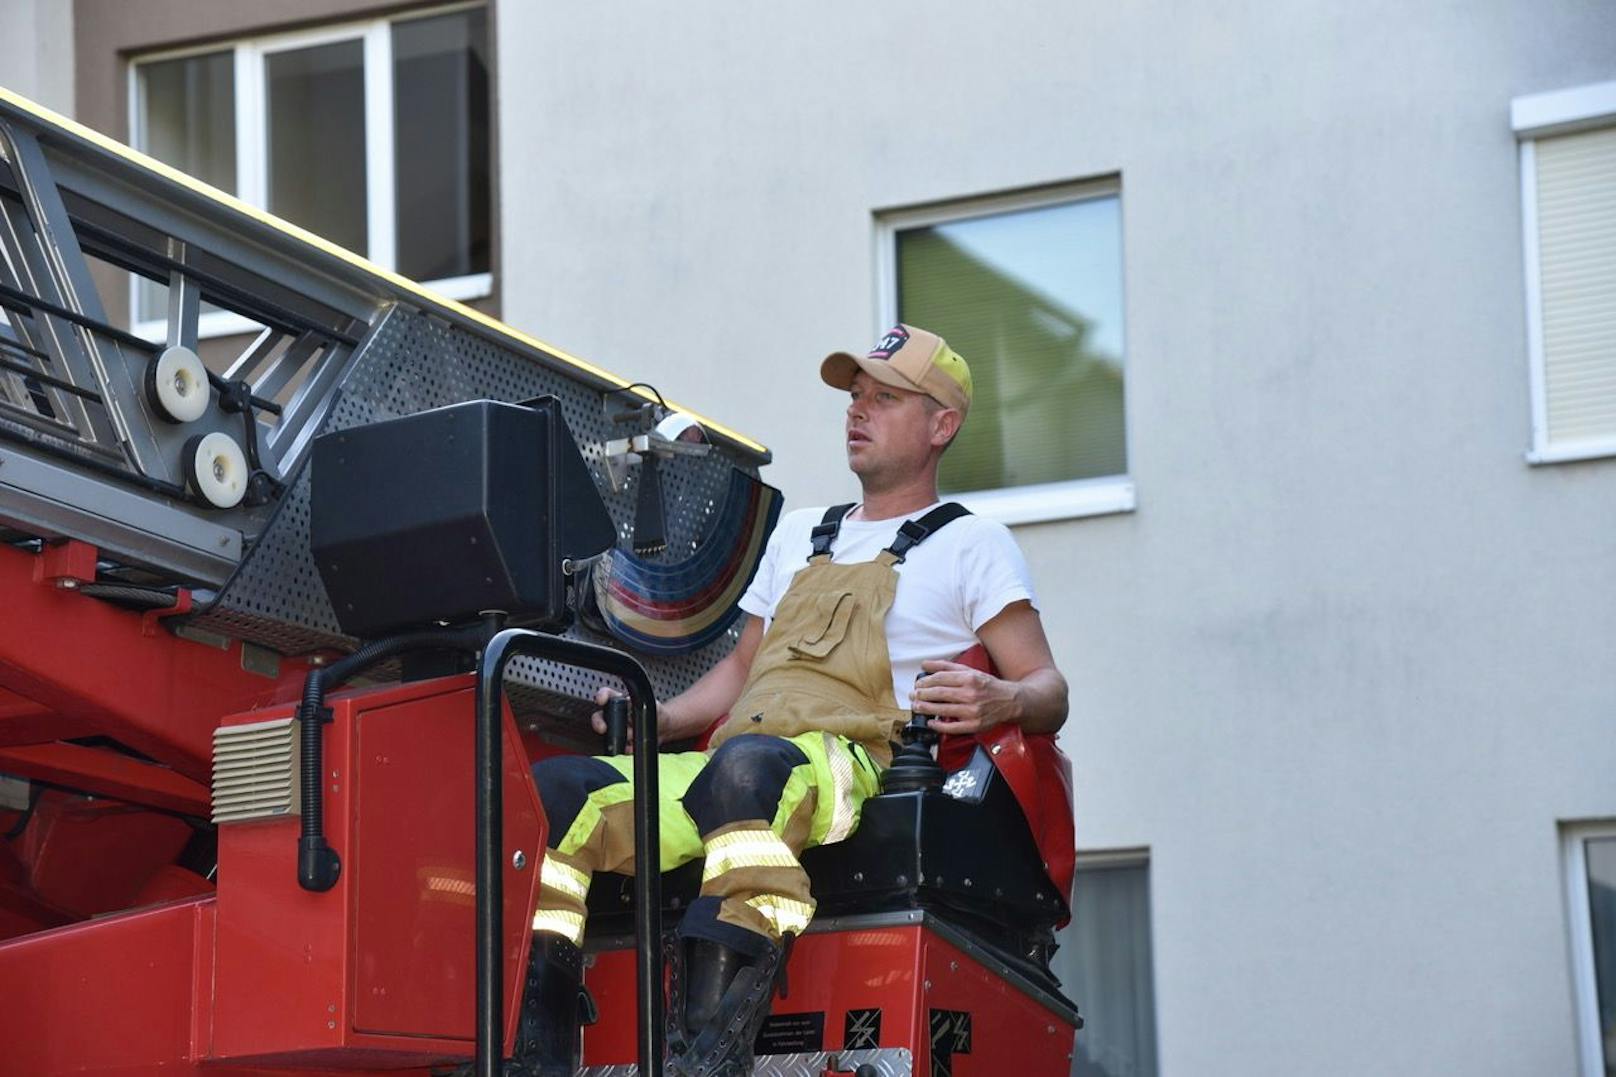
<box><xmin>950</xmin><ymin>475</ymin><xmax>1135</xmax><ymax>526</ymax></box>
<box><xmin>131</xmin><ymin>271</ymin><xmax>493</xmax><ymax>343</ymax></box>
<box><xmin>1527</xmin><ymin>437</ymin><xmax>1616</xmax><ymax>466</ymax></box>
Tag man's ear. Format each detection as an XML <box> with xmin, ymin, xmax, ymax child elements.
<box><xmin>930</xmin><ymin>407</ymin><xmax>962</xmax><ymax>447</ymax></box>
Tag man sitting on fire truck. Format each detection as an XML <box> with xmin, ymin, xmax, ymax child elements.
<box><xmin>518</xmin><ymin>324</ymin><xmax>1069</xmax><ymax>1076</ymax></box>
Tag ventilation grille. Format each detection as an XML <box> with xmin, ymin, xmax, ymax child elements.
<box><xmin>212</xmin><ymin>716</ymin><xmax>301</xmax><ymax>823</ymax></box>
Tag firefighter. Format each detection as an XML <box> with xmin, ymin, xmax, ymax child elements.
<box><xmin>515</xmin><ymin>325</ymin><xmax>1069</xmax><ymax>1076</ymax></box>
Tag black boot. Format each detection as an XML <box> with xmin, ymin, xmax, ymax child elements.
<box><xmin>513</xmin><ymin>933</ymin><xmax>593</xmax><ymax>1076</ymax></box>
<box><xmin>667</xmin><ymin>936</ymin><xmax>783</xmax><ymax>1077</ymax></box>
<box><xmin>456</xmin><ymin>933</ymin><xmax>591</xmax><ymax>1076</ymax></box>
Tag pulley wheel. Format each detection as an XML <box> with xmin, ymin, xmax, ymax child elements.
<box><xmin>183</xmin><ymin>431</ymin><xmax>248</xmax><ymax>509</ymax></box>
<box><xmin>145</xmin><ymin>345</ymin><xmax>209</xmax><ymax>423</ymax></box>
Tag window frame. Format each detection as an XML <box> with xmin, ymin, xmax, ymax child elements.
<box><xmin>1513</xmin><ymin>80</ymin><xmax>1616</xmax><ymax>466</ymax></box>
<box><xmin>875</xmin><ymin>179</ymin><xmax>1136</xmax><ymax>526</ymax></box>
<box><xmin>1563</xmin><ymin>820</ymin><xmax>1616</xmax><ymax>1077</ymax></box>
<box><xmin>126</xmin><ymin>1</ymin><xmax>491</xmax><ymax>341</ymax></box>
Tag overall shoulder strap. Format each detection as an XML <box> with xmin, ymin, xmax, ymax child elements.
<box><xmin>884</xmin><ymin>502</ymin><xmax>972</xmax><ymax>563</ymax></box>
<box><xmin>808</xmin><ymin>503</ymin><xmax>857</xmax><ymax>562</ymax></box>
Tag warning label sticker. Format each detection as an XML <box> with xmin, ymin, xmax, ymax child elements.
<box><xmin>754</xmin><ymin>1011</ymin><xmax>826</xmax><ymax>1054</ymax></box>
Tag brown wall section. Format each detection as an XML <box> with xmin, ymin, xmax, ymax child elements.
<box><xmin>71</xmin><ymin>0</ymin><xmax>501</xmax><ymax>329</ymax></box>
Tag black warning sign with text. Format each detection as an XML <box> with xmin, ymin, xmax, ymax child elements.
<box><xmin>754</xmin><ymin>1011</ymin><xmax>825</xmax><ymax>1054</ymax></box>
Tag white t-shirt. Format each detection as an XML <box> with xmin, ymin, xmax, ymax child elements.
<box><xmin>738</xmin><ymin>502</ymin><xmax>1038</xmax><ymax>711</ymax></box>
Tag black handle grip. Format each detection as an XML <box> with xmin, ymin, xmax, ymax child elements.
<box><xmin>604</xmin><ymin>694</ymin><xmax>630</xmax><ymax>755</ymax></box>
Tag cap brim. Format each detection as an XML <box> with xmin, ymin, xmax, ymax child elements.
<box><xmin>820</xmin><ymin>351</ymin><xmax>861</xmax><ymax>390</ymax></box>
<box><xmin>819</xmin><ymin>352</ymin><xmax>924</xmax><ymax>394</ymax></box>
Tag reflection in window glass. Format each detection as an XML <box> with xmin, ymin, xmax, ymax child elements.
<box><xmin>896</xmin><ymin>194</ymin><xmax>1127</xmax><ymax>494</ymax></box>
<box><xmin>266</xmin><ymin>39</ymin><xmax>367</xmax><ymax>256</ymax></box>
<box><xmin>1586</xmin><ymin>837</ymin><xmax>1616</xmax><ymax>1073</ymax></box>
<box><xmin>1050</xmin><ymin>859</ymin><xmax>1158</xmax><ymax>1077</ymax></box>
<box><xmin>137</xmin><ymin>51</ymin><xmax>237</xmax><ymax>190</ymax></box>
<box><xmin>393</xmin><ymin>8</ymin><xmax>491</xmax><ymax>281</ymax></box>
<box><xmin>135</xmin><ymin>51</ymin><xmax>235</xmax><ymax>321</ymax></box>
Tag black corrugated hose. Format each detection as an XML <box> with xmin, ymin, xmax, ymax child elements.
<box><xmin>296</xmin><ymin>622</ymin><xmax>492</xmax><ymax>891</ymax></box>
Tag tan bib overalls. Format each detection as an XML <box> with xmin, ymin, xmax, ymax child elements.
<box><xmin>529</xmin><ymin>505</ymin><xmax>962</xmax><ymax>953</ymax></box>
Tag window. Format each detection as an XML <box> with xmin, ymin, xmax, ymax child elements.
<box><xmin>1049</xmin><ymin>850</ymin><xmax>1159</xmax><ymax>1077</ymax></box>
<box><xmin>878</xmin><ymin>180</ymin><xmax>1132</xmax><ymax>525</ymax></box>
<box><xmin>1565</xmin><ymin>823</ymin><xmax>1616</xmax><ymax>1075</ymax></box>
<box><xmin>1513</xmin><ymin>81</ymin><xmax>1616</xmax><ymax>465</ymax></box>
<box><xmin>130</xmin><ymin>3</ymin><xmax>490</xmax><ymax>338</ymax></box>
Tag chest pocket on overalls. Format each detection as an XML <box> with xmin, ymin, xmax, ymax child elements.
<box><xmin>787</xmin><ymin>591</ymin><xmax>857</xmax><ymax>661</ymax></box>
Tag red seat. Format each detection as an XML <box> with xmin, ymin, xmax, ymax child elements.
<box><xmin>935</xmin><ymin>645</ymin><xmax>1076</xmax><ymax>922</ymax></box>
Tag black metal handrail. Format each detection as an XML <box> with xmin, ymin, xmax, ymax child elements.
<box><xmin>475</xmin><ymin>629</ymin><xmax>664</xmax><ymax>1077</ymax></box>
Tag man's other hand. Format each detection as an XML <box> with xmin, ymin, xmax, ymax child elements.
<box><xmin>590</xmin><ymin>686</ymin><xmax>664</xmax><ymax>750</ymax></box>
<box><xmin>911</xmin><ymin>659</ymin><xmax>1022</xmax><ymax>735</ymax></box>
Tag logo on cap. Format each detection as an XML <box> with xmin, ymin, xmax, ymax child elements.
<box><xmin>868</xmin><ymin>325</ymin><xmax>909</xmax><ymax>361</ymax></box>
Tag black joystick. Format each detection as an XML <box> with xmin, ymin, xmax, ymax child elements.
<box><xmin>882</xmin><ymin>677</ymin><xmax>947</xmax><ymax>794</ymax></box>
<box><xmin>603</xmin><ymin>694</ymin><xmax>630</xmax><ymax>756</ymax></box>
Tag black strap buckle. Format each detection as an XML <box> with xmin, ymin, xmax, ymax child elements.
<box><xmin>807</xmin><ymin>503</ymin><xmax>856</xmax><ymax>562</ymax></box>
<box><xmin>881</xmin><ymin>501</ymin><xmax>972</xmax><ymax>564</ymax></box>
<box><xmin>885</xmin><ymin>520</ymin><xmax>930</xmax><ymax>564</ymax></box>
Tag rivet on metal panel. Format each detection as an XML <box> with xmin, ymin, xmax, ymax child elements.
<box><xmin>512</xmin><ymin>850</ymin><xmax>527</xmax><ymax>870</ymax></box>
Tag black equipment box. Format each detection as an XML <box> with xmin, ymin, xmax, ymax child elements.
<box><xmin>310</xmin><ymin>397</ymin><xmax>614</xmax><ymax>638</ymax></box>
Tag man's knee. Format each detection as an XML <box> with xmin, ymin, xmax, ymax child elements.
<box><xmin>532</xmin><ymin>755</ymin><xmax>627</xmax><ymax>846</ymax></box>
<box><xmin>684</xmin><ymin>735</ymin><xmax>809</xmax><ymax>835</ymax></box>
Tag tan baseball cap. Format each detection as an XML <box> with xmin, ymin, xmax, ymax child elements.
<box><xmin>821</xmin><ymin>324</ymin><xmax>973</xmax><ymax>419</ymax></box>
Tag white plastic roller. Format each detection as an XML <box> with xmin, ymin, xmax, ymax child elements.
<box><xmin>145</xmin><ymin>345</ymin><xmax>209</xmax><ymax>423</ymax></box>
<box><xmin>183</xmin><ymin>431</ymin><xmax>248</xmax><ymax>509</ymax></box>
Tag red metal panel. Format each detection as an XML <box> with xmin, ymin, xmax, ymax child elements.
<box><xmin>582</xmin><ymin>923</ymin><xmax>1078</xmax><ymax>1072</ymax></box>
<box><xmin>17</xmin><ymin>790</ymin><xmax>194</xmax><ymax>917</ymax></box>
<box><xmin>919</xmin><ymin>930</ymin><xmax>1078</xmax><ymax>1074</ymax></box>
<box><xmin>0</xmin><ymin>898</ymin><xmax>206</xmax><ymax>1074</ymax></box>
<box><xmin>209</xmin><ymin>674</ymin><xmax>544</xmax><ymax>1066</ymax></box>
<box><xmin>350</xmin><ymin>684</ymin><xmax>547</xmax><ymax>1039</ymax></box>
<box><xmin>0</xmin><ymin>542</ymin><xmax>312</xmax><ymax>780</ymax></box>
<box><xmin>0</xmin><ymin>897</ymin><xmax>436</xmax><ymax>1074</ymax></box>
<box><xmin>0</xmin><ymin>741</ymin><xmax>211</xmax><ymax>815</ymax></box>
<box><xmin>582</xmin><ymin>925</ymin><xmax>925</xmax><ymax>1066</ymax></box>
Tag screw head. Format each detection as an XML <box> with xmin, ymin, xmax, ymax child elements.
<box><xmin>512</xmin><ymin>850</ymin><xmax>527</xmax><ymax>870</ymax></box>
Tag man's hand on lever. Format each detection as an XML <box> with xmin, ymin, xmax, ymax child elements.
<box><xmin>912</xmin><ymin>600</ymin><xmax>1069</xmax><ymax>737</ymax></box>
<box><xmin>911</xmin><ymin>659</ymin><xmax>1023</xmax><ymax>735</ymax></box>
<box><xmin>589</xmin><ymin>686</ymin><xmax>667</xmax><ymax>751</ymax></box>
<box><xmin>589</xmin><ymin>614</ymin><xmax>766</xmax><ymax>752</ymax></box>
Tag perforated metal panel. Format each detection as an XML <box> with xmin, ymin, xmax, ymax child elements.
<box><xmin>190</xmin><ymin>304</ymin><xmax>760</xmax><ymax>724</ymax></box>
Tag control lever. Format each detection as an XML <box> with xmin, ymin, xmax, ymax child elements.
<box><xmin>882</xmin><ymin>674</ymin><xmax>946</xmax><ymax>794</ymax></box>
<box><xmin>604</xmin><ymin>693</ymin><xmax>630</xmax><ymax>756</ymax></box>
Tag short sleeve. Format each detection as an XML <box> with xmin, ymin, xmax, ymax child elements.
<box><xmin>737</xmin><ymin>508</ymin><xmax>798</xmax><ymax>620</ymax></box>
<box><xmin>959</xmin><ymin>520</ymin><xmax>1038</xmax><ymax>631</ymax></box>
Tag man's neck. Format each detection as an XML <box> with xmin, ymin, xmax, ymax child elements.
<box><xmin>852</xmin><ymin>481</ymin><xmax>941</xmax><ymax>522</ymax></box>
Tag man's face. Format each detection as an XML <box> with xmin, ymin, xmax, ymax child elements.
<box><xmin>844</xmin><ymin>370</ymin><xmax>947</xmax><ymax>486</ymax></box>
